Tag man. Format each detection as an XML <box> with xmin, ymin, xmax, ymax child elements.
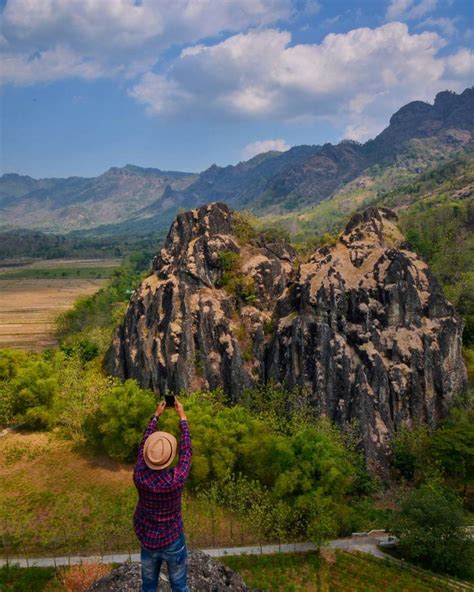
<box><xmin>133</xmin><ymin>398</ymin><xmax>192</xmax><ymax>592</ymax></box>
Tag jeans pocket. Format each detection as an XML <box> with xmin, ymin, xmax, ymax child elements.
<box><xmin>166</xmin><ymin>536</ymin><xmax>187</xmax><ymax>565</ymax></box>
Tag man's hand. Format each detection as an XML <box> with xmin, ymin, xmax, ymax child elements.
<box><xmin>155</xmin><ymin>400</ymin><xmax>167</xmax><ymax>417</ymax></box>
<box><xmin>174</xmin><ymin>398</ymin><xmax>187</xmax><ymax>421</ymax></box>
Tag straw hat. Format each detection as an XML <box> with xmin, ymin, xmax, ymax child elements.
<box><xmin>143</xmin><ymin>431</ymin><xmax>177</xmax><ymax>470</ymax></box>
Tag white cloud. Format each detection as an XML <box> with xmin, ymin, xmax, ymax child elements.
<box><xmin>130</xmin><ymin>23</ymin><xmax>472</xmax><ymax>140</ymax></box>
<box><xmin>303</xmin><ymin>1</ymin><xmax>321</xmax><ymax>15</ymax></box>
<box><xmin>242</xmin><ymin>138</ymin><xmax>290</xmax><ymax>159</ymax></box>
<box><xmin>0</xmin><ymin>0</ymin><xmax>293</xmax><ymax>85</ymax></box>
<box><xmin>0</xmin><ymin>46</ymin><xmax>107</xmax><ymax>85</ymax></box>
<box><xmin>417</xmin><ymin>16</ymin><xmax>459</xmax><ymax>37</ymax></box>
<box><xmin>386</xmin><ymin>0</ymin><xmax>437</xmax><ymax>21</ymax></box>
<box><xmin>443</xmin><ymin>48</ymin><xmax>473</xmax><ymax>78</ymax></box>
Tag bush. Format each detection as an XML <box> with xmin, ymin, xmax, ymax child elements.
<box><xmin>431</xmin><ymin>408</ymin><xmax>474</xmax><ymax>494</ymax></box>
<box><xmin>391</xmin><ymin>424</ymin><xmax>432</xmax><ymax>481</ymax></box>
<box><xmin>390</xmin><ymin>483</ymin><xmax>474</xmax><ymax>578</ymax></box>
<box><xmin>0</xmin><ymin>565</ymin><xmax>57</xmax><ymax>591</ymax></box>
<box><xmin>84</xmin><ymin>380</ymin><xmax>156</xmax><ymax>461</ymax></box>
<box><xmin>59</xmin><ymin>563</ymin><xmax>111</xmax><ymax>592</ymax></box>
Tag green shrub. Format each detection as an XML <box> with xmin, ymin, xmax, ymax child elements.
<box><xmin>390</xmin><ymin>483</ymin><xmax>474</xmax><ymax>578</ymax></box>
<box><xmin>84</xmin><ymin>380</ymin><xmax>156</xmax><ymax>461</ymax></box>
<box><xmin>391</xmin><ymin>424</ymin><xmax>432</xmax><ymax>481</ymax></box>
<box><xmin>3</xmin><ymin>357</ymin><xmax>59</xmax><ymax>428</ymax></box>
<box><xmin>431</xmin><ymin>408</ymin><xmax>474</xmax><ymax>494</ymax></box>
<box><xmin>0</xmin><ymin>565</ymin><xmax>58</xmax><ymax>591</ymax></box>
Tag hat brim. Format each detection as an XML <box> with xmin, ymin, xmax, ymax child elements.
<box><xmin>143</xmin><ymin>431</ymin><xmax>177</xmax><ymax>471</ymax></box>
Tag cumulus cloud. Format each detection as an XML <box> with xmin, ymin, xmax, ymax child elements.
<box><xmin>242</xmin><ymin>139</ymin><xmax>290</xmax><ymax>159</ymax></box>
<box><xmin>417</xmin><ymin>17</ymin><xmax>459</xmax><ymax>37</ymax></box>
<box><xmin>130</xmin><ymin>23</ymin><xmax>472</xmax><ymax>140</ymax></box>
<box><xmin>0</xmin><ymin>46</ymin><xmax>107</xmax><ymax>85</ymax></box>
<box><xmin>386</xmin><ymin>0</ymin><xmax>437</xmax><ymax>21</ymax></box>
<box><xmin>0</xmin><ymin>0</ymin><xmax>293</xmax><ymax>85</ymax></box>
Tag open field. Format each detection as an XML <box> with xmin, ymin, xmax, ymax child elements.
<box><xmin>222</xmin><ymin>550</ymin><xmax>462</xmax><ymax>591</ymax></box>
<box><xmin>0</xmin><ymin>258</ymin><xmax>121</xmax><ymax>279</ymax></box>
<box><xmin>0</xmin><ymin>551</ymin><xmax>464</xmax><ymax>592</ymax></box>
<box><xmin>0</xmin><ymin>432</ymin><xmax>261</xmax><ymax>558</ymax></box>
<box><xmin>0</xmin><ymin>278</ymin><xmax>107</xmax><ymax>350</ymax></box>
<box><xmin>0</xmin><ymin>258</ymin><xmax>120</xmax><ymax>350</ymax></box>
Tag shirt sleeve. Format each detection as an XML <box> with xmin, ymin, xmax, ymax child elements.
<box><xmin>135</xmin><ymin>416</ymin><xmax>157</xmax><ymax>469</ymax></box>
<box><xmin>173</xmin><ymin>419</ymin><xmax>193</xmax><ymax>485</ymax></box>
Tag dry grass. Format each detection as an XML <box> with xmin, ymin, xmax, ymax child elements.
<box><xmin>0</xmin><ymin>277</ymin><xmax>106</xmax><ymax>351</ymax></box>
<box><xmin>58</xmin><ymin>563</ymin><xmax>111</xmax><ymax>592</ymax></box>
<box><xmin>0</xmin><ymin>432</ymin><xmax>260</xmax><ymax>557</ymax></box>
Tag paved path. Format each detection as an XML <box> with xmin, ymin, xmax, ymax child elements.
<box><xmin>0</xmin><ymin>534</ymin><xmax>390</xmax><ymax>568</ymax></box>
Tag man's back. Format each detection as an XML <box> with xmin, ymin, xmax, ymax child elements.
<box><xmin>133</xmin><ymin>418</ymin><xmax>192</xmax><ymax>550</ymax></box>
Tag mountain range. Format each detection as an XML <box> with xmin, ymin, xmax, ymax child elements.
<box><xmin>1</xmin><ymin>88</ymin><xmax>473</xmax><ymax>236</ymax></box>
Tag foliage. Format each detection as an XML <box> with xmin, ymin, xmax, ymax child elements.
<box><xmin>222</xmin><ymin>550</ymin><xmax>453</xmax><ymax>591</ymax></box>
<box><xmin>391</xmin><ymin>424</ymin><xmax>432</xmax><ymax>482</ymax></box>
<box><xmin>233</xmin><ymin>211</ymin><xmax>258</xmax><ymax>243</ymax></box>
<box><xmin>56</xmin><ymin>250</ymin><xmax>153</xmax><ymax>349</ymax></box>
<box><xmin>0</xmin><ymin>348</ymin><xmax>113</xmax><ymax>437</ymax></box>
<box><xmin>216</xmin><ymin>250</ymin><xmax>257</xmax><ymax>304</ymax></box>
<box><xmin>58</xmin><ymin>563</ymin><xmax>111</xmax><ymax>592</ymax></box>
<box><xmin>431</xmin><ymin>408</ymin><xmax>474</xmax><ymax>493</ymax></box>
<box><xmin>391</xmin><ymin>409</ymin><xmax>474</xmax><ymax>495</ymax></box>
<box><xmin>0</xmin><ymin>564</ymin><xmax>59</xmax><ymax>591</ymax></box>
<box><xmin>390</xmin><ymin>483</ymin><xmax>474</xmax><ymax>579</ymax></box>
<box><xmin>0</xmin><ymin>355</ymin><xmax>59</xmax><ymax>429</ymax></box>
<box><xmin>83</xmin><ymin>380</ymin><xmax>156</xmax><ymax>461</ymax></box>
<box><xmin>0</xmin><ymin>228</ymin><xmax>158</xmax><ymax>262</ymax></box>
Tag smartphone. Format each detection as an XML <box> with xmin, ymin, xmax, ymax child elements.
<box><xmin>165</xmin><ymin>395</ymin><xmax>176</xmax><ymax>408</ymax></box>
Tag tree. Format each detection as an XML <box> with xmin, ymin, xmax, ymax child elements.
<box><xmin>84</xmin><ymin>380</ymin><xmax>155</xmax><ymax>461</ymax></box>
<box><xmin>432</xmin><ymin>408</ymin><xmax>474</xmax><ymax>495</ymax></box>
<box><xmin>390</xmin><ymin>483</ymin><xmax>473</xmax><ymax>578</ymax></box>
<box><xmin>391</xmin><ymin>424</ymin><xmax>432</xmax><ymax>482</ymax></box>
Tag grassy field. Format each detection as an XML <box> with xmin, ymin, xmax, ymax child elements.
<box><xmin>0</xmin><ymin>259</ymin><xmax>120</xmax><ymax>351</ymax></box>
<box><xmin>0</xmin><ymin>267</ymin><xmax>117</xmax><ymax>280</ymax></box>
<box><xmin>0</xmin><ymin>278</ymin><xmax>107</xmax><ymax>351</ymax></box>
<box><xmin>0</xmin><ymin>258</ymin><xmax>121</xmax><ymax>280</ymax></box>
<box><xmin>0</xmin><ymin>551</ymin><xmax>463</xmax><ymax>592</ymax></box>
<box><xmin>0</xmin><ymin>432</ymin><xmax>261</xmax><ymax>559</ymax></box>
<box><xmin>222</xmin><ymin>550</ymin><xmax>461</xmax><ymax>591</ymax></box>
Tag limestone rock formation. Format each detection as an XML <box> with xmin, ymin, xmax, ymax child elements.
<box><xmin>107</xmin><ymin>202</ymin><xmax>296</xmax><ymax>401</ymax></box>
<box><xmin>88</xmin><ymin>551</ymin><xmax>249</xmax><ymax>591</ymax></box>
<box><xmin>107</xmin><ymin>202</ymin><xmax>467</xmax><ymax>470</ymax></box>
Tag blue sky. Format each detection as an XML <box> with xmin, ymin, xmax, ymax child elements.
<box><xmin>0</xmin><ymin>0</ymin><xmax>472</xmax><ymax>178</ymax></box>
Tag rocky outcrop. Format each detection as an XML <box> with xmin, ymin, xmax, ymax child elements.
<box><xmin>267</xmin><ymin>207</ymin><xmax>466</xmax><ymax>470</ymax></box>
<box><xmin>88</xmin><ymin>552</ymin><xmax>249</xmax><ymax>591</ymax></box>
<box><xmin>107</xmin><ymin>202</ymin><xmax>467</xmax><ymax>470</ymax></box>
<box><xmin>107</xmin><ymin>202</ymin><xmax>296</xmax><ymax>401</ymax></box>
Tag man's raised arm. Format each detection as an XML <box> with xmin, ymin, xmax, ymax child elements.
<box><xmin>173</xmin><ymin>399</ymin><xmax>192</xmax><ymax>485</ymax></box>
<box><xmin>136</xmin><ymin>400</ymin><xmax>167</xmax><ymax>466</ymax></box>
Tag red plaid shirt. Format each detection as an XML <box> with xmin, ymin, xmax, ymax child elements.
<box><xmin>133</xmin><ymin>417</ymin><xmax>192</xmax><ymax>550</ymax></box>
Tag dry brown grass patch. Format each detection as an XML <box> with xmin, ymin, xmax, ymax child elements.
<box><xmin>58</xmin><ymin>563</ymin><xmax>111</xmax><ymax>592</ymax></box>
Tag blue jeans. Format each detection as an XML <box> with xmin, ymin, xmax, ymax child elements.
<box><xmin>141</xmin><ymin>533</ymin><xmax>188</xmax><ymax>592</ymax></box>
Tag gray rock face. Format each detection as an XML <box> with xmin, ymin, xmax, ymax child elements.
<box><xmin>88</xmin><ymin>551</ymin><xmax>248</xmax><ymax>591</ymax></box>
<box><xmin>107</xmin><ymin>202</ymin><xmax>296</xmax><ymax>401</ymax></box>
<box><xmin>107</xmin><ymin>202</ymin><xmax>467</xmax><ymax>471</ymax></box>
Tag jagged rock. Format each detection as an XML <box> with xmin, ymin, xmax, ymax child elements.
<box><xmin>88</xmin><ymin>551</ymin><xmax>249</xmax><ymax>591</ymax></box>
<box><xmin>107</xmin><ymin>202</ymin><xmax>296</xmax><ymax>401</ymax></box>
<box><xmin>107</xmin><ymin>202</ymin><xmax>467</xmax><ymax>471</ymax></box>
<box><xmin>266</xmin><ymin>206</ymin><xmax>466</xmax><ymax>471</ymax></box>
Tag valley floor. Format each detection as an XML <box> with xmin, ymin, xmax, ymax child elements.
<box><xmin>0</xmin><ymin>278</ymin><xmax>106</xmax><ymax>350</ymax></box>
<box><xmin>0</xmin><ymin>258</ymin><xmax>120</xmax><ymax>351</ymax></box>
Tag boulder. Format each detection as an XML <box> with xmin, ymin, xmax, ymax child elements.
<box><xmin>88</xmin><ymin>551</ymin><xmax>249</xmax><ymax>591</ymax></box>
